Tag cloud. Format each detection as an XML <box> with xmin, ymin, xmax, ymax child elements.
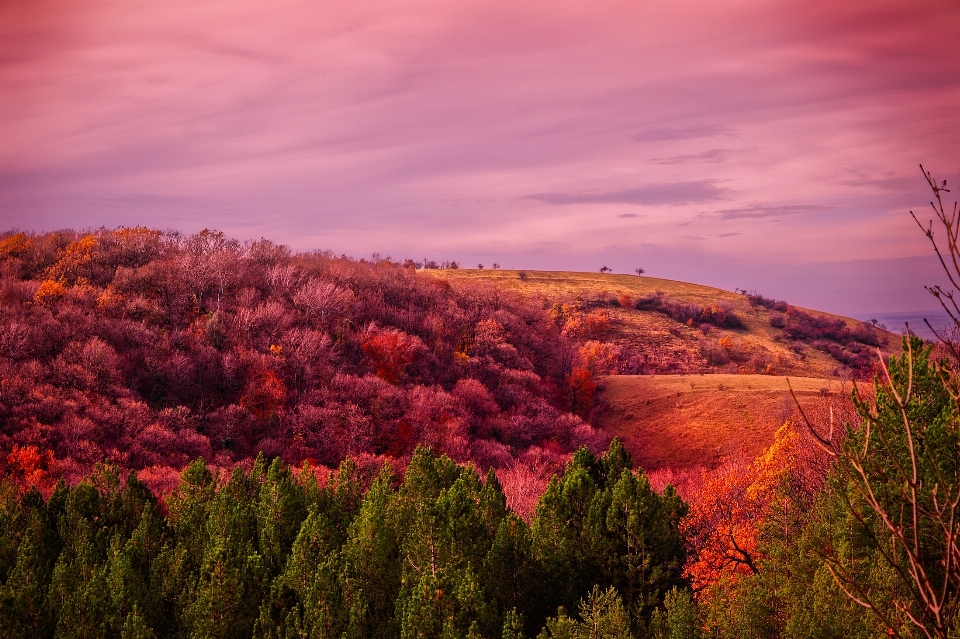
<box><xmin>634</xmin><ymin>125</ymin><xmax>734</xmax><ymax>142</ymax></box>
<box><xmin>706</xmin><ymin>204</ymin><xmax>826</xmax><ymax>220</ymax></box>
<box><xmin>618</xmin><ymin>213</ymin><xmax>641</xmax><ymax>218</ymax></box>
<box><xmin>523</xmin><ymin>181</ymin><xmax>729</xmax><ymax>206</ymax></box>
<box><xmin>837</xmin><ymin>175</ymin><xmax>924</xmax><ymax>192</ymax></box>
<box><xmin>647</xmin><ymin>148</ymin><xmax>732</xmax><ymax>165</ymax></box>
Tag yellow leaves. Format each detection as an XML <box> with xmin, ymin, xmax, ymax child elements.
<box><xmin>269</xmin><ymin>344</ymin><xmax>283</xmax><ymax>356</ymax></box>
<box><xmin>717</xmin><ymin>337</ymin><xmax>733</xmax><ymax>350</ymax></box>
<box><xmin>34</xmin><ymin>278</ymin><xmax>67</xmax><ymax>304</ymax></box>
<box><xmin>0</xmin><ymin>232</ymin><xmax>32</xmax><ymax>259</ymax></box>
<box><xmin>683</xmin><ymin>422</ymin><xmax>803</xmax><ymax>594</ymax></box>
<box><xmin>579</xmin><ymin>340</ymin><xmax>621</xmax><ymax>375</ymax></box>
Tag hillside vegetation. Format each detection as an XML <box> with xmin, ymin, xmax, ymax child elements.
<box><xmin>0</xmin><ymin>229</ymin><xmax>606</xmax><ymax>491</ymax></box>
<box><xmin>2</xmin><ymin>227</ymin><xmax>953</xmax><ymax>638</ymax></box>
<box><xmin>432</xmin><ymin>269</ymin><xmax>896</xmax><ymax>476</ymax></box>
<box><xmin>433</xmin><ymin>269</ymin><xmax>898</xmax><ymax>379</ymax></box>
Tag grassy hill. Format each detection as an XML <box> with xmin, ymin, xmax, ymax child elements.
<box><xmin>431</xmin><ymin>268</ymin><xmax>895</xmax><ymax>470</ymax></box>
<box><xmin>430</xmin><ymin>269</ymin><xmax>899</xmax><ymax>379</ymax></box>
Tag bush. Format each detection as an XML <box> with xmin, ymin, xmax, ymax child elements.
<box><xmin>635</xmin><ymin>292</ymin><xmax>744</xmax><ymax>329</ymax></box>
<box><xmin>742</xmin><ymin>291</ymin><xmax>788</xmax><ymax>312</ymax></box>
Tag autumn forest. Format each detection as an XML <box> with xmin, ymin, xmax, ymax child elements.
<box><xmin>0</xmin><ymin>226</ymin><xmax>957</xmax><ymax>638</ymax></box>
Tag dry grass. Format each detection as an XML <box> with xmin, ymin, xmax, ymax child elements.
<box><xmin>432</xmin><ymin>269</ymin><xmax>894</xmax><ymax>473</ymax></box>
<box><xmin>432</xmin><ymin>269</ymin><xmax>898</xmax><ymax>378</ymax></box>
<box><xmin>596</xmin><ymin>374</ymin><xmax>861</xmax><ymax>472</ymax></box>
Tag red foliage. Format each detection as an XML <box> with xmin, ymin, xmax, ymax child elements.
<box><xmin>6</xmin><ymin>444</ymin><xmax>56</xmax><ymax>494</ymax></box>
<box><xmin>360</xmin><ymin>326</ymin><xmax>421</xmax><ymax>383</ymax></box>
<box><xmin>240</xmin><ymin>369</ymin><xmax>287</xmax><ymax>420</ymax></box>
<box><xmin>565</xmin><ymin>367</ymin><xmax>596</xmax><ymax>416</ymax></box>
<box><xmin>0</xmin><ymin>227</ymin><xmax>609</xmax><ymax>485</ymax></box>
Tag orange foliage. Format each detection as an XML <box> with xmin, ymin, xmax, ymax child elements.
<box><xmin>361</xmin><ymin>328</ymin><xmax>419</xmax><ymax>383</ymax></box>
<box><xmin>682</xmin><ymin>423</ymin><xmax>801</xmax><ymax>593</ymax></box>
<box><xmin>96</xmin><ymin>285</ymin><xmax>125</xmax><ymax>311</ymax></box>
<box><xmin>6</xmin><ymin>445</ymin><xmax>56</xmax><ymax>494</ymax></box>
<box><xmin>34</xmin><ymin>278</ymin><xmax>67</xmax><ymax>305</ymax></box>
<box><xmin>565</xmin><ymin>366</ymin><xmax>597</xmax><ymax>416</ymax></box>
<box><xmin>48</xmin><ymin>234</ymin><xmax>98</xmax><ymax>283</ymax></box>
<box><xmin>562</xmin><ymin>309</ymin><xmax>610</xmax><ymax>340</ymax></box>
<box><xmin>579</xmin><ymin>340</ymin><xmax>621</xmax><ymax>375</ymax></box>
<box><xmin>112</xmin><ymin>225</ymin><xmax>162</xmax><ymax>247</ymax></box>
<box><xmin>0</xmin><ymin>232</ymin><xmax>32</xmax><ymax>259</ymax></box>
<box><xmin>240</xmin><ymin>370</ymin><xmax>287</xmax><ymax>420</ymax></box>
<box><xmin>585</xmin><ymin>310</ymin><xmax>610</xmax><ymax>335</ymax></box>
<box><xmin>618</xmin><ymin>293</ymin><xmax>632</xmax><ymax>308</ymax></box>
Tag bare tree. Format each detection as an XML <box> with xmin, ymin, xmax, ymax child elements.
<box><xmin>789</xmin><ymin>165</ymin><xmax>960</xmax><ymax>639</ymax></box>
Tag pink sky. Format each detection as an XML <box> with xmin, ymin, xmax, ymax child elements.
<box><xmin>2</xmin><ymin>0</ymin><xmax>960</xmax><ymax>315</ymax></box>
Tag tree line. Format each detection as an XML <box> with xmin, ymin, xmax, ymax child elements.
<box><xmin>0</xmin><ymin>440</ymin><xmax>687</xmax><ymax>638</ymax></box>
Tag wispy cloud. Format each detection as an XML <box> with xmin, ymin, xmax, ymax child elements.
<box><xmin>523</xmin><ymin>181</ymin><xmax>729</xmax><ymax>206</ymax></box>
<box><xmin>836</xmin><ymin>175</ymin><xmax>921</xmax><ymax>192</ymax></box>
<box><xmin>706</xmin><ymin>204</ymin><xmax>826</xmax><ymax>220</ymax></box>
<box><xmin>634</xmin><ymin>125</ymin><xmax>735</xmax><ymax>143</ymax></box>
<box><xmin>647</xmin><ymin>148</ymin><xmax>732</xmax><ymax>165</ymax></box>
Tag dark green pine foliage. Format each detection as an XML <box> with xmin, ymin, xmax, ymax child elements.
<box><xmin>0</xmin><ymin>440</ymin><xmax>690</xmax><ymax>637</ymax></box>
<box><xmin>0</xmin><ymin>485</ymin><xmax>62</xmax><ymax>638</ymax></box>
<box><xmin>48</xmin><ymin>467</ymin><xmax>161</xmax><ymax>638</ymax></box>
<box><xmin>532</xmin><ymin>440</ymin><xmax>686</xmax><ymax>634</ymax></box>
<box><xmin>393</xmin><ymin>449</ymin><xmax>500</xmax><ymax>638</ymax></box>
<box><xmin>182</xmin><ymin>462</ymin><xmax>268</xmax><ymax>638</ymax></box>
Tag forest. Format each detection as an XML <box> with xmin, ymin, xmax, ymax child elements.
<box><xmin>1</xmin><ymin>227</ymin><xmax>959</xmax><ymax>638</ymax></box>
<box><xmin>0</xmin><ymin>228</ymin><xmax>606</xmax><ymax>495</ymax></box>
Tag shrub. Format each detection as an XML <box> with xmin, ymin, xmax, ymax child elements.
<box><xmin>635</xmin><ymin>292</ymin><xmax>744</xmax><ymax>329</ymax></box>
<box><xmin>742</xmin><ymin>291</ymin><xmax>788</xmax><ymax>312</ymax></box>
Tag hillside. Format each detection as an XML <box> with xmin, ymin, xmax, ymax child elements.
<box><xmin>0</xmin><ymin>230</ymin><xmax>608</xmax><ymax>491</ymax></box>
<box><xmin>0</xmin><ymin>228</ymin><xmax>901</xmax><ymax>493</ymax></box>
<box><xmin>431</xmin><ymin>269</ymin><xmax>894</xmax><ymax>471</ymax></box>
<box><xmin>595</xmin><ymin>373</ymin><xmax>853</xmax><ymax>472</ymax></box>
<box><xmin>430</xmin><ymin>269</ymin><xmax>899</xmax><ymax>379</ymax></box>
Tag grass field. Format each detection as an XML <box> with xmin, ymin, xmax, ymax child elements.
<box><xmin>596</xmin><ymin>373</ymin><xmax>856</xmax><ymax>472</ymax></box>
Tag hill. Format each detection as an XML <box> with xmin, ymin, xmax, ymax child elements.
<box><xmin>0</xmin><ymin>228</ymin><xmax>900</xmax><ymax>492</ymax></box>
<box><xmin>429</xmin><ymin>268</ymin><xmax>899</xmax><ymax>379</ymax></box>
<box><xmin>430</xmin><ymin>269</ymin><xmax>893</xmax><ymax>472</ymax></box>
<box><xmin>0</xmin><ymin>230</ymin><xmax>608</xmax><ymax>491</ymax></box>
<box><xmin>595</xmin><ymin>373</ymin><xmax>853</xmax><ymax>472</ymax></box>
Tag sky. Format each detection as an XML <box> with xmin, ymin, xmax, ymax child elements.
<box><xmin>2</xmin><ymin>0</ymin><xmax>960</xmax><ymax>317</ymax></box>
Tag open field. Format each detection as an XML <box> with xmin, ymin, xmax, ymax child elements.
<box><xmin>596</xmin><ymin>373</ymin><xmax>855</xmax><ymax>472</ymax></box>
<box><xmin>432</xmin><ymin>269</ymin><xmax>900</xmax><ymax>378</ymax></box>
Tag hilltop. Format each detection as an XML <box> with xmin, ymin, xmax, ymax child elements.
<box><xmin>429</xmin><ymin>269</ymin><xmax>895</xmax><ymax>470</ymax></box>
<box><xmin>430</xmin><ymin>268</ymin><xmax>899</xmax><ymax>379</ymax></box>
